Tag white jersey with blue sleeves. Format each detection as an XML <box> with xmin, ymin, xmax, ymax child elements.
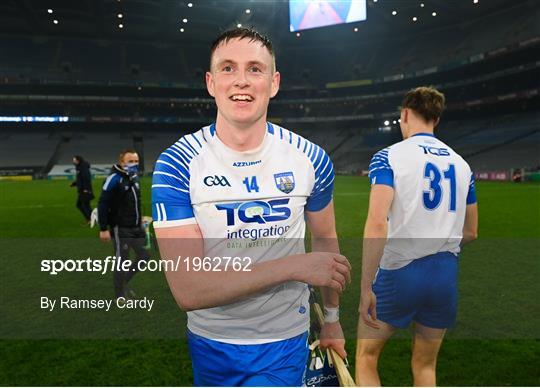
<box><xmin>368</xmin><ymin>133</ymin><xmax>477</xmax><ymax>270</ymax></box>
<box><xmin>152</xmin><ymin>122</ymin><xmax>334</xmax><ymax>342</ymax></box>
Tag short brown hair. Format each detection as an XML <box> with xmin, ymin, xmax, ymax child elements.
<box><xmin>209</xmin><ymin>27</ymin><xmax>275</xmax><ymax>70</ymax></box>
<box><xmin>118</xmin><ymin>148</ymin><xmax>137</xmax><ymax>164</ymax></box>
<box><xmin>402</xmin><ymin>86</ymin><xmax>445</xmax><ymax>123</ymax></box>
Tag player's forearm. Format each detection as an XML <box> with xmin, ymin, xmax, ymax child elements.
<box><xmin>158</xmin><ymin>233</ymin><xmax>303</xmax><ymax>310</ymax></box>
<box><xmin>360</xmin><ymin>219</ymin><xmax>387</xmax><ymax>291</ymax></box>
<box><xmin>312</xmin><ymin>235</ymin><xmax>341</xmax><ymax>308</ymax></box>
<box><xmin>461</xmin><ymin>203</ymin><xmax>478</xmax><ymax>246</ymax></box>
<box><xmin>164</xmin><ymin>253</ymin><xmax>305</xmax><ymax>311</ymax></box>
<box><xmin>461</xmin><ymin>232</ymin><xmax>477</xmax><ymax>246</ymax></box>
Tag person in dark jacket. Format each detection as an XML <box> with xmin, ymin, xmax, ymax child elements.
<box><xmin>98</xmin><ymin>149</ymin><xmax>149</xmax><ymax>299</ymax></box>
<box><xmin>71</xmin><ymin>155</ymin><xmax>94</xmax><ymax>223</ymax></box>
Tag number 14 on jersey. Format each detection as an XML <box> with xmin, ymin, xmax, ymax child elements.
<box><xmin>243</xmin><ymin>176</ymin><xmax>260</xmax><ymax>193</ymax></box>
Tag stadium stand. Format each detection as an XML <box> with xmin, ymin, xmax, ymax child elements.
<box><xmin>0</xmin><ymin>131</ymin><xmax>59</xmax><ymax>168</ymax></box>
<box><xmin>0</xmin><ymin>0</ymin><xmax>538</xmax><ymax>180</ymax></box>
<box><xmin>329</xmin><ymin>112</ymin><xmax>540</xmax><ymax>174</ymax></box>
<box><xmin>57</xmin><ymin>132</ymin><xmax>133</xmax><ymax>165</ymax></box>
<box><xmin>1</xmin><ymin>2</ymin><xmax>537</xmax><ymax>87</ymax></box>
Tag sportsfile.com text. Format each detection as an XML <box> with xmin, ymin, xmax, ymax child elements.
<box><xmin>41</xmin><ymin>256</ymin><xmax>253</xmax><ymax>275</ymax></box>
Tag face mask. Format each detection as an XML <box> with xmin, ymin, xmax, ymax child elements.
<box><xmin>125</xmin><ymin>163</ymin><xmax>139</xmax><ymax>174</ymax></box>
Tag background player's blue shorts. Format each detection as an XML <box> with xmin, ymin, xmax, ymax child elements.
<box><xmin>373</xmin><ymin>251</ymin><xmax>458</xmax><ymax>329</ymax></box>
<box><xmin>187</xmin><ymin>330</ymin><xmax>309</xmax><ymax>387</ymax></box>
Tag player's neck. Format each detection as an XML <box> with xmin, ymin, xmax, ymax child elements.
<box><xmin>406</xmin><ymin>124</ymin><xmax>434</xmax><ymax>139</ymax></box>
<box><xmin>214</xmin><ymin>116</ymin><xmax>267</xmax><ymax>152</ymax></box>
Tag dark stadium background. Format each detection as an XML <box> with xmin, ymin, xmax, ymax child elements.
<box><xmin>0</xmin><ymin>0</ymin><xmax>538</xmax><ymax>386</ymax></box>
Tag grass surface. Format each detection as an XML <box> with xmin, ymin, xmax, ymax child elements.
<box><xmin>0</xmin><ymin>176</ymin><xmax>539</xmax><ymax>386</ymax></box>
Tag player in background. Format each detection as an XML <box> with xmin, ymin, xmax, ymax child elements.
<box><xmin>71</xmin><ymin>155</ymin><xmax>94</xmax><ymax>224</ymax></box>
<box><xmin>98</xmin><ymin>149</ymin><xmax>149</xmax><ymax>300</ymax></box>
<box><xmin>355</xmin><ymin>86</ymin><xmax>478</xmax><ymax>386</ymax></box>
<box><xmin>152</xmin><ymin>28</ymin><xmax>350</xmax><ymax>386</ymax></box>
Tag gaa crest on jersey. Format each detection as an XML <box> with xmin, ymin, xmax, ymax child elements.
<box><xmin>274</xmin><ymin>171</ymin><xmax>295</xmax><ymax>194</ymax></box>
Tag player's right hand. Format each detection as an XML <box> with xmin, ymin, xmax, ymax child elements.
<box><xmin>320</xmin><ymin>321</ymin><xmax>347</xmax><ymax>358</ymax></box>
<box><xmin>100</xmin><ymin>230</ymin><xmax>111</xmax><ymax>242</ymax></box>
<box><xmin>359</xmin><ymin>289</ymin><xmax>380</xmax><ymax>329</ymax></box>
<box><xmin>296</xmin><ymin>252</ymin><xmax>351</xmax><ymax>293</ymax></box>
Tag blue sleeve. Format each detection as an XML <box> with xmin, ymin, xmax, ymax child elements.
<box><xmin>151</xmin><ymin>148</ymin><xmax>194</xmax><ymax>222</ymax></box>
<box><xmin>306</xmin><ymin>145</ymin><xmax>335</xmax><ymax>212</ymax></box>
<box><xmin>368</xmin><ymin>148</ymin><xmax>393</xmax><ymax>187</ymax></box>
<box><xmin>466</xmin><ymin>172</ymin><xmax>477</xmax><ymax>205</ymax></box>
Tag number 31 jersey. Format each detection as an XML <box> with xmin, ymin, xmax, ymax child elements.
<box><xmin>368</xmin><ymin>133</ymin><xmax>477</xmax><ymax>270</ymax></box>
<box><xmin>151</xmin><ymin>122</ymin><xmax>334</xmax><ymax>343</ymax></box>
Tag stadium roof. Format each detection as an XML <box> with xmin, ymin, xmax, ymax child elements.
<box><xmin>0</xmin><ymin>0</ymin><xmax>534</xmax><ymax>47</ymax></box>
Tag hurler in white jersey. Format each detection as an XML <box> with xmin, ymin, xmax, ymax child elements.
<box><xmin>356</xmin><ymin>86</ymin><xmax>478</xmax><ymax>386</ymax></box>
<box><xmin>152</xmin><ymin>28</ymin><xmax>351</xmax><ymax>387</ymax></box>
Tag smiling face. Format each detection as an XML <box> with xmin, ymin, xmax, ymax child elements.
<box><xmin>206</xmin><ymin>37</ymin><xmax>280</xmax><ymax>131</ymax></box>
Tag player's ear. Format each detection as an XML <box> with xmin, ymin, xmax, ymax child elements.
<box><xmin>433</xmin><ymin>117</ymin><xmax>440</xmax><ymax>127</ymax></box>
<box><xmin>206</xmin><ymin>71</ymin><xmax>215</xmax><ymax>97</ymax></box>
<box><xmin>270</xmin><ymin>71</ymin><xmax>280</xmax><ymax>98</ymax></box>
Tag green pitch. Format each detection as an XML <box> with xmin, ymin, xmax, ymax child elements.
<box><xmin>0</xmin><ymin>176</ymin><xmax>538</xmax><ymax>385</ymax></box>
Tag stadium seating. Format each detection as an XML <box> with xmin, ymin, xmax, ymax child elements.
<box><xmin>0</xmin><ymin>131</ymin><xmax>58</xmax><ymax>168</ymax></box>
<box><xmin>329</xmin><ymin>112</ymin><xmax>540</xmax><ymax>173</ymax></box>
<box><xmin>0</xmin><ymin>5</ymin><xmax>537</xmax><ymax>87</ymax></box>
